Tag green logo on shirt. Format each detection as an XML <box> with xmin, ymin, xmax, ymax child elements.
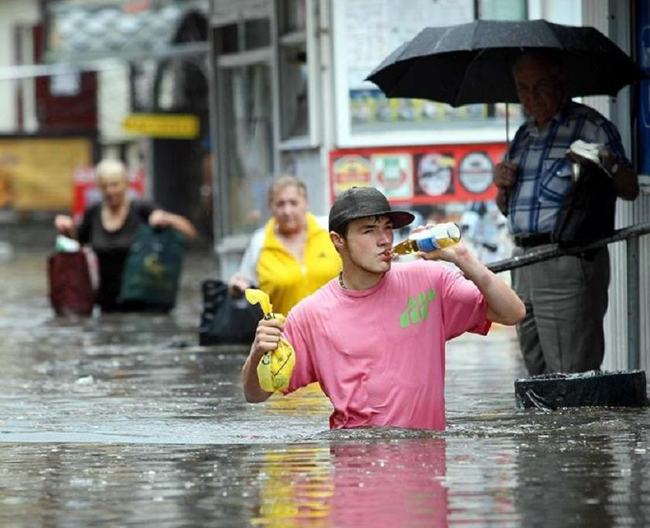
<box><xmin>400</xmin><ymin>288</ymin><xmax>437</xmax><ymax>328</ymax></box>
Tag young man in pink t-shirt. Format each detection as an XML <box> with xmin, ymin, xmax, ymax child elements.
<box><xmin>243</xmin><ymin>187</ymin><xmax>525</xmax><ymax>430</ymax></box>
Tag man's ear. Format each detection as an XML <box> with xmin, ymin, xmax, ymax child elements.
<box><xmin>330</xmin><ymin>231</ymin><xmax>345</xmax><ymax>250</ymax></box>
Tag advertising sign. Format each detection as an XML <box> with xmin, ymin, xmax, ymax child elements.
<box><xmin>458</xmin><ymin>152</ymin><xmax>495</xmax><ymax>194</ymax></box>
<box><xmin>0</xmin><ymin>137</ymin><xmax>93</xmax><ymax>211</ymax></box>
<box><xmin>330</xmin><ymin>143</ymin><xmax>511</xmax><ymax>265</ymax></box>
<box><xmin>371</xmin><ymin>153</ymin><xmax>412</xmax><ymax>199</ymax></box>
<box><xmin>414</xmin><ymin>153</ymin><xmax>455</xmax><ymax>197</ymax></box>
<box><xmin>331</xmin><ymin>155</ymin><xmax>371</xmax><ymax>196</ymax></box>
<box><xmin>329</xmin><ymin>143</ymin><xmax>505</xmax><ymax>205</ymax></box>
<box><xmin>123</xmin><ymin>113</ymin><xmax>200</xmax><ymax>139</ymax></box>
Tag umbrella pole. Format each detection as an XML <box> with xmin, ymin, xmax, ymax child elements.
<box><xmin>505</xmin><ymin>101</ymin><xmax>510</xmax><ymax>154</ymax></box>
<box><xmin>503</xmin><ymin>101</ymin><xmax>511</xmax><ymax>215</ymax></box>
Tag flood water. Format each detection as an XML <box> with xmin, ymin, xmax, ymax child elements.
<box><xmin>0</xmin><ymin>249</ymin><xmax>649</xmax><ymax>527</ymax></box>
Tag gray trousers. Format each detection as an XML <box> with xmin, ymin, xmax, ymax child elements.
<box><xmin>512</xmin><ymin>246</ymin><xmax>610</xmax><ymax>375</ymax></box>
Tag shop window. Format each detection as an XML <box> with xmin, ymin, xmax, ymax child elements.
<box><xmin>279</xmin><ymin>0</ymin><xmax>307</xmax><ymax>33</ymax></box>
<box><xmin>158</xmin><ymin>65</ymin><xmax>176</xmax><ymax>110</ymax></box>
<box><xmin>217</xmin><ymin>19</ymin><xmax>271</xmax><ymax>54</ymax></box>
<box><xmin>217</xmin><ymin>23</ymin><xmax>239</xmax><ymax>54</ymax></box>
<box><xmin>221</xmin><ymin>64</ymin><xmax>274</xmax><ymax>235</ymax></box>
<box><xmin>479</xmin><ymin>0</ymin><xmax>527</xmax><ymax>19</ymax></box>
<box><xmin>279</xmin><ymin>42</ymin><xmax>309</xmax><ymax>140</ymax></box>
<box><xmin>277</xmin><ymin>0</ymin><xmax>311</xmax><ymax>143</ymax></box>
<box><xmin>244</xmin><ymin>19</ymin><xmax>271</xmax><ymax>50</ymax></box>
<box><xmin>334</xmin><ymin>0</ymin><xmax>528</xmax><ymax>144</ymax></box>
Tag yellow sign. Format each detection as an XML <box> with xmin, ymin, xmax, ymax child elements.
<box><xmin>0</xmin><ymin>137</ymin><xmax>92</xmax><ymax>211</ymax></box>
<box><xmin>123</xmin><ymin>113</ymin><xmax>199</xmax><ymax>139</ymax></box>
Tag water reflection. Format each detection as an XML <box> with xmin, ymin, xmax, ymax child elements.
<box><xmin>514</xmin><ymin>435</ymin><xmax>614</xmax><ymax>527</ymax></box>
<box><xmin>514</xmin><ymin>431</ymin><xmax>650</xmax><ymax>527</ymax></box>
<box><xmin>252</xmin><ymin>446</ymin><xmax>333</xmax><ymax>527</ymax></box>
<box><xmin>252</xmin><ymin>439</ymin><xmax>448</xmax><ymax>527</ymax></box>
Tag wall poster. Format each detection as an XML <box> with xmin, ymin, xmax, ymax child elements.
<box><xmin>0</xmin><ymin>136</ymin><xmax>94</xmax><ymax>211</ymax></box>
<box><xmin>329</xmin><ymin>142</ymin><xmax>512</xmax><ymax>264</ymax></box>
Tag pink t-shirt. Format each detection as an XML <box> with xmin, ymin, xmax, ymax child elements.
<box><xmin>282</xmin><ymin>260</ymin><xmax>491</xmax><ymax>430</ymax></box>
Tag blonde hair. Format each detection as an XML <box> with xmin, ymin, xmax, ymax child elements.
<box><xmin>268</xmin><ymin>174</ymin><xmax>307</xmax><ymax>205</ymax></box>
<box><xmin>95</xmin><ymin>159</ymin><xmax>127</xmax><ymax>182</ymax></box>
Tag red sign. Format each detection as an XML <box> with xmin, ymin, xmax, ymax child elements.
<box><xmin>72</xmin><ymin>167</ymin><xmax>146</xmax><ymax>221</ymax></box>
<box><xmin>331</xmin><ymin>155</ymin><xmax>372</xmax><ymax>196</ymax></box>
<box><xmin>329</xmin><ymin>143</ymin><xmax>506</xmax><ymax>205</ymax></box>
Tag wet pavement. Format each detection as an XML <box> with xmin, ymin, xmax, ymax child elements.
<box><xmin>0</xmin><ymin>248</ymin><xmax>649</xmax><ymax>527</ymax></box>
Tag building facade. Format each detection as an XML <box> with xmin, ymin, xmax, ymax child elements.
<box><xmin>208</xmin><ymin>0</ymin><xmax>650</xmax><ymax>372</ymax></box>
<box><xmin>207</xmin><ymin>1</ymin><xmax>579</xmax><ymax>271</ymax></box>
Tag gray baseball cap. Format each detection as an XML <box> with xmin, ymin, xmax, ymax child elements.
<box><xmin>329</xmin><ymin>186</ymin><xmax>415</xmax><ymax>232</ymax></box>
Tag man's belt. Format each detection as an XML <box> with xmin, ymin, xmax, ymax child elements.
<box><xmin>513</xmin><ymin>233</ymin><xmax>552</xmax><ymax>248</ymax></box>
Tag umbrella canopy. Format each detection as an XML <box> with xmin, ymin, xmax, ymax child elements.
<box><xmin>366</xmin><ymin>19</ymin><xmax>646</xmax><ymax>107</ymax></box>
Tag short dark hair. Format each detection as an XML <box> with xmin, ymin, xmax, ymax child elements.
<box><xmin>333</xmin><ymin>222</ymin><xmax>350</xmax><ymax>238</ymax></box>
<box><xmin>332</xmin><ymin>214</ymin><xmax>387</xmax><ymax>238</ymax></box>
<box><xmin>513</xmin><ymin>50</ymin><xmax>566</xmax><ymax>86</ymax></box>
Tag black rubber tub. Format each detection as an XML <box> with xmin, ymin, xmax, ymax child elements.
<box><xmin>515</xmin><ymin>370</ymin><xmax>649</xmax><ymax>410</ymax></box>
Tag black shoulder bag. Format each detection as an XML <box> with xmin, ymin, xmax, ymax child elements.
<box><xmin>199</xmin><ymin>280</ymin><xmax>264</xmax><ymax>346</ymax></box>
<box><xmin>551</xmin><ymin>164</ymin><xmax>616</xmax><ymax>248</ymax></box>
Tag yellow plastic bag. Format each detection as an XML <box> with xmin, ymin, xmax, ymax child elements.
<box><xmin>245</xmin><ymin>289</ymin><xmax>296</xmax><ymax>392</ymax></box>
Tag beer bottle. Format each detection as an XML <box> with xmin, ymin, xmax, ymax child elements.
<box><xmin>392</xmin><ymin>223</ymin><xmax>461</xmax><ymax>256</ymax></box>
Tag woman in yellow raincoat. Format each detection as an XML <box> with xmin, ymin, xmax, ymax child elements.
<box><xmin>230</xmin><ymin>174</ymin><xmax>341</xmax><ymax>314</ymax></box>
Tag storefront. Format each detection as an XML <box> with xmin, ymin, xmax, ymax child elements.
<box><xmin>207</xmin><ymin>0</ymin><xmax>650</xmax><ymax>370</ymax></box>
<box><xmin>209</xmin><ymin>0</ymin><xmax>318</xmax><ymax>270</ymax></box>
<box><xmin>209</xmin><ymin>0</ymin><xmax>582</xmax><ymax>275</ymax></box>
<box><xmin>44</xmin><ymin>0</ymin><xmax>212</xmax><ymax>238</ymax></box>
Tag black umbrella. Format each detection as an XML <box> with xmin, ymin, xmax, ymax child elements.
<box><xmin>366</xmin><ymin>19</ymin><xmax>646</xmax><ymax>107</ymax></box>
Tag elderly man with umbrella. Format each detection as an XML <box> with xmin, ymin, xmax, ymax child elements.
<box><xmin>367</xmin><ymin>20</ymin><xmax>644</xmax><ymax>375</ymax></box>
<box><xmin>494</xmin><ymin>49</ymin><xmax>638</xmax><ymax>376</ymax></box>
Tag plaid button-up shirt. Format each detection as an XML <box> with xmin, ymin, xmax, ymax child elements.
<box><xmin>506</xmin><ymin>100</ymin><xmax>629</xmax><ymax>235</ymax></box>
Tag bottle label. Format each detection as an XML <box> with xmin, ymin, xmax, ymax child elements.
<box><xmin>416</xmin><ymin>237</ymin><xmax>441</xmax><ymax>252</ymax></box>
